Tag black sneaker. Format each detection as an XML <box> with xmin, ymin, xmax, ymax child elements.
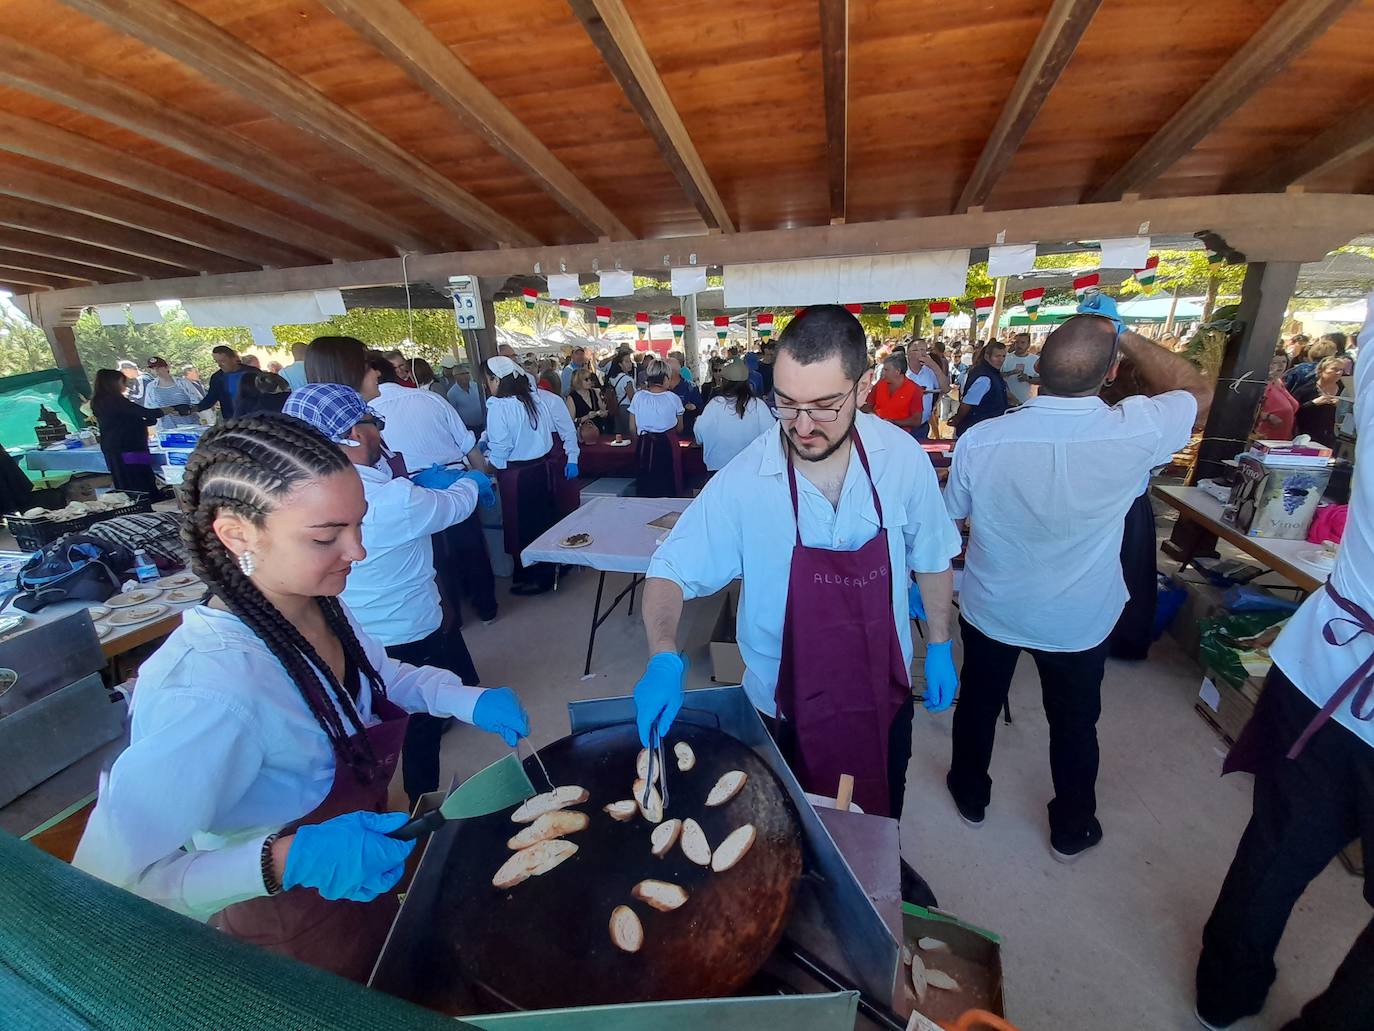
<box><xmin>944</xmin><ymin>772</ymin><xmax>985</xmax><ymax>827</ymax></box>
<box><xmin>1049</xmin><ymin>821</ymin><xmax>1103</xmax><ymax>863</ymax></box>
<box><xmin>1194</xmin><ymin>1005</ymin><xmax>1232</xmax><ymax>1030</ymax></box>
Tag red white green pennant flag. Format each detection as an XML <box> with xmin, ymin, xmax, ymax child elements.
<box><xmin>1135</xmin><ymin>256</ymin><xmax>1159</xmax><ymax>289</ymax></box>
<box><xmin>595</xmin><ymin>306</ymin><xmax>611</xmax><ymax>330</ymax></box>
<box><xmin>1072</xmin><ymin>273</ymin><xmax>1100</xmax><ymax>299</ymax></box>
<box><xmin>522</xmin><ymin>287</ymin><xmax>538</xmax><ymax>310</ymax></box>
<box><xmin>887</xmin><ymin>303</ymin><xmax>908</xmax><ymax>329</ymax></box>
<box><xmin>928</xmin><ymin>301</ymin><xmax>952</xmax><ymax>327</ymax></box>
<box><xmin>844</xmin><ymin>303</ymin><xmax>863</xmax><ymax>315</ymax></box>
<box><xmin>635</xmin><ymin>311</ymin><xmax>649</xmax><ymax>340</ymax></box>
<box><xmin>1207</xmin><ymin>250</ymin><xmax>1223</xmax><ymax>264</ymax></box>
<box><xmin>670</xmin><ymin>314</ymin><xmax>686</xmax><ymax>341</ymax></box>
<box><xmin>558</xmin><ymin>298</ymin><xmax>573</xmax><ymax>324</ymax></box>
<box><xmin>1021</xmin><ymin>287</ymin><xmax>1045</xmax><ymax>320</ymax></box>
<box><xmin>972</xmin><ymin>295</ymin><xmax>995</xmax><ymax>321</ymax></box>
<box><xmin>756</xmin><ymin>312</ymin><xmax>774</xmax><ymax>340</ymax></box>
<box><xmin>714</xmin><ymin>315</ymin><xmax>730</xmax><ymax>342</ymax></box>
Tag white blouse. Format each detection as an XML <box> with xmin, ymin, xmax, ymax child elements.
<box><xmin>693</xmin><ymin>395</ymin><xmax>778</xmax><ymax>471</ymax></box>
<box><xmin>629</xmin><ymin>388</ymin><xmax>684</xmax><ymax>434</ymax></box>
<box><xmin>483</xmin><ymin>392</ymin><xmax>581</xmax><ymax>469</ymax></box>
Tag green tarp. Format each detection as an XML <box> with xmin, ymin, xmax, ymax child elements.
<box><xmin>0</xmin><ymin>368</ymin><xmax>89</xmax><ymax>452</ymax></box>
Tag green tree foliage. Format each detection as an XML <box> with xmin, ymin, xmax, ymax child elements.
<box><xmin>0</xmin><ymin>306</ymin><xmax>52</xmax><ymax>376</ymax></box>
<box><xmin>1116</xmin><ymin>250</ymin><xmax>1245</xmax><ymax>300</ymax></box>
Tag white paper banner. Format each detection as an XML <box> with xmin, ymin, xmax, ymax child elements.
<box><xmin>182</xmin><ymin>289</ymin><xmax>347</xmax><ymax>328</ymax></box>
<box><xmin>722</xmin><ymin>250</ymin><xmax>971</xmax><ymax>308</ymax></box>
<box><xmin>546</xmin><ymin>273</ymin><xmax>580</xmax><ymax>298</ymax></box>
<box><xmin>1097</xmin><ymin>237</ymin><xmax>1151</xmax><ymax>269</ymax></box>
<box><xmin>599</xmin><ymin>269</ymin><xmax>633</xmax><ymax>297</ymax></box>
<box><xmin>987</xmin><ymin>243</ymin><xmax>1037</xmax><ymax>278</ymax></box>
<box><xmin>249</xmin><ymin>325</ymin><xmax>277</xmax><ymax>347</ymax></box>
<box><xmin>94</xmin><ymin>304</ymin><xmax>127</xmax><ymax>326</ymax></box>
<box><xmin>670</xmin><ymin>266</ymin><xmax>708</xmax><ymax>297</ymax></box>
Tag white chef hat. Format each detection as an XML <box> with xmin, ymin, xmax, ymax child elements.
<box><xmin>486</xmin><ymin>355</ymin><xmax>522</xmax><ymax>380</ymax></box>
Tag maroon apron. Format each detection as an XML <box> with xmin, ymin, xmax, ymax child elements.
<box><xmin>210</xmin><ymin>689</ymin><xmax>410</xmax><ymax>983</ymax></box>
<box><xmin>494</xmin><ymin>453</ymin><xmax>561</xmax><ymax>560</ymax></box>
<box><xmin>636</xmin><ymin>430</ymin><xmax>684</xmax><ymax>498</ymax></box>
<box><xmin>774</xmin><ymin>431</ymin><xmax>911</xmax><ymax>816</ymax></box>
<box><xmin>546</xmin><ymin>437</ymin><xmax>584</xmax><ymax>516</ymax></box>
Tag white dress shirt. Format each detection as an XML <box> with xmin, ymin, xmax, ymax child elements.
<box><xmin>341</xmin><ymin>461</ymin><xmax>478</xmax><ymax>646</ymax></box>
<box><xmin>905</xmin><ymin>365</ymin><xmax>941</xmax><ymax>424</ymax></box>
<box><xmin>649</xmin><ymin>412</ymin><xmax>961</xmax><ymax>715</ymax></box>
<box><xmin>1001</xmin><ymin>352</ymin><xmax>1039</xmax><ymax>404</ymax></box>
<box><xmin>1270</xmin><ymin>327</ymin><xmax>1371</xmax><ymax>749</ymax></box>
<box><xmin>629</xmin><ymin>389</ymin><xmax>684</xmax><ymax>433</ymax></box>
<box><xmin>72</xmin><ymin>603</ymin><xmax>486</xmax><ymax>921</ymax></box>
<box><xmin>484</xmin><ymin>392</ymin><xmax>581</xmax><ymax>469</ymax></box>
<box><xmin>693</xmin><ymin>395</ymin><xmax>777</xmax><ymax>471</ymax></box>
<box><xmin>447</xmin><ymin>379</ymin><xmax>484</xmax><ymax>430</ymax></box>
<box><xmin>538</xmin><ymin>388</ymin><xmax>581</xmax><ymax>465</ymax></box>
<box><xmin>369</xmin><ymin>380</ymin><xmax>476</xmax><ymax>474</ymax></box>
<box><xmin>946</xmin><ymin>391</ymin><xmax>1197</xmax><ymax>652</ymax></box>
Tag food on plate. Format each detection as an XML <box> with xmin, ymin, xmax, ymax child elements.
<box><xmin>609</xmin><ymin>905</ymin><xmax>643</xmax><ymax>953</ymax></box>
<box><xmin>917</xmin><ymin>936</ymin><xmax>949</xmax><ymax>953</ymax></box>
<box><xmin>636</xmin><ymin>748</ymin><xmax>651</xmax><ymax>780</ymax></box>
<box><xmin>559</xmin><ymin>532</ymin><xmax>593</xmax><ymax>548</ymax></box>
<box><xmin>709</xmin><ymin>824</ymin><xmax>756</xmax><ymax>873</ymax></box>
<box><xmin>604</xmin><ymin>800</ymin><xmax>638</xmax><ymax>822</ymax></box>
<box><xmin>506</xmin><ymin>810</ymin><xmax>588</xmax><ymax>850</ymax></box>
<box><xmin>924</xmin><ymin>968</ymin><xmax>960</xmax><ymax>992</ymax></box>
<box><xmin>632</xmin><ymin>879</ymin><xmax>688</xmax><ymax>912</ymax></box>
<box><xmin>650</xmin><ymin>818</ymin><xmax>682</xmax><ymax>857</ymax></box>
<box><xmin>631</xmin><ymin>777</ymin><xmax>663</xmax><ymax>823</ymax></box>
<box><xmin>492</xmin><ymin>839</ymin><xmax>578</xmax><ymax>889</ymax></box>
<box><xmin>674</xmin><ymin>741</ymin><xmax>695</xmax><ymax>772</ymax></box>
<box><xmin>510</xmin><ymin>785</ymin><xmax>589</xmax><ymax>824</ymax></box>
<box><xmin>705</xmin><ymin>770</ymin><xmax>747</xmax><ymax>807</ymax></box>
<box><xmin>680</xmin><ymin>818</ymin><xmax>711</xmax><ymax>866</ymax></box>
<box><xmin>910</xmin><ymin>952</ymin><xmax>928</xmax><ymax>1001</ymax></box>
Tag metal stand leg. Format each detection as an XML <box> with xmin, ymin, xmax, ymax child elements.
<box><xmin>627</xmin><ymin>574</ymin><xmax>640</xmax><ymax>616</ymax></box>
<box><xmin>584</xmin><ymin>571</ymin><xmax>607</xmax><ymax>677</ymax></box>
<box><xmin>1002</xmin><ymin>699</ymin><xmax>1013</xmax><ymax>725</ymax></box>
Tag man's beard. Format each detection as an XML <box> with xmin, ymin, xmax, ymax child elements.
<box><xmin>782</xmin><ymin>408</ymin><xmax>855</xmax><ymax>463</ymax></box>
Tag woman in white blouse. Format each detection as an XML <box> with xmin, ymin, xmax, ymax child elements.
<box><xmin>72</xmin><ymin>413</ymin><xmax>530</xmax><ymax>983</ymax></box>
<box><xmin>693</xmin><ymin>359</ymin><xmax>777</xmax><ymax>473</ymax></box>
<box><xmin>628</xmin><ymin>357</ymin><xmax>685</xmax><ymax>497</ymax></box>
<box><xmin>483</xmin><ymin>355</ymin><xmax>580</xmax><ymax>595</ymax></box>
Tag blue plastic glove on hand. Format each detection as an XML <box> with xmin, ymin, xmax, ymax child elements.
<box><xmin>908</xmin><ymin>580</ymin><xmax>926</xmax><ymax>622</ymax></box>
<box><xmin>923</xmin><ymin>640</ymin><xmax>958</xmax><ymax>714</ymax></box>
<box><xmin>1077</xmin><ymin>291</ymin><xmax>1125</xmax><ymax>334</ymax></box>
<box><xmin>413</xmin><ymin>463</ymin><xmax>462</xmax><ymax>490</ymax></box>
<box><xmin>565</xmin><ymin>462</ymin><xmax>579</xmax><ymax>480</ymax></box>
<box><xmin>456</xmin><ymin>469</ymin><xmax>496</xmax><ymax>507</ymax></box>
<box><xmin>281</xmin><ymin>810</ymin><xmax>414</xmax><ymax>902</ymax></box>
<box><xmin>478</xmin><ymin>438</ymin><xmax>491</xmax><ymax>455</ymax></box>
<box><xmin>633</xmin><ymin>652</ymin><xmax>687</xmax><ymax>747</ymax></box>
<box><xmin>473</xmin><ymin>686</ymin><xmax>531</xmax><ymax>747</ymax></box>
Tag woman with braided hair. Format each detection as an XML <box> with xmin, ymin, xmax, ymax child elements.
<box><xmin>74</xmin><ymin>412</ymin><xmax>531</xmax><ymax>982</ymax></box>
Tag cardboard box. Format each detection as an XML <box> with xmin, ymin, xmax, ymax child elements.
<box><xmin>1196</xmin><ymin>671</ymin><xmax>1256</xmax><ymax>745</ymax></box>
<box><xmin>1168</xmin><ymin>580</ymin><xmax>1227</xmax><ymax>662</ymax></box>
<box><xmin>898</xmin><ymin>903</ymin><xmax>1005</xmax><ymax>1028</ymax></box>
<box><xmin>1223</xmin><ymin>454</ymin><xmax>1332</xmax><ymax>539</ymax></box>
<box><xmin>710</xmin><ymin>589</ymin><xmax>745</xmax><ymax>684</ymax></box>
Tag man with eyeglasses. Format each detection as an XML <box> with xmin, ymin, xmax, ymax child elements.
<box><xmin>944</xmin><ymin>294</ymin><xmax>1211</xmax><ymax>862</ymax></box>
<box><xmin>631</xmin><ymin>305</ymin><xmax>961</xmax><ymax>841</ymax></box>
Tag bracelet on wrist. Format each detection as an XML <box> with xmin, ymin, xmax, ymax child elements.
<box><xmin>260</xmin><ymin>832</ymin><xmax>284</xmax><ymax>896</ymax></box>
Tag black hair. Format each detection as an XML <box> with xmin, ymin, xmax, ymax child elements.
<box><xmin>776</xmin><ymin>304</ymin><xmax>867</xmax><ymax>381</ymax></box>
<box><xmin>180</xmin><ymin>413</ymin><xmax>389</xmax><ymax>780</ymax></box>
<box><xmin>211</xmin><ymin>345</ymin><xmax>237</xmax><ymax>357</ymax></box>
<box><xmin>884</xmin><ymin>354</ymin><xmax>909</xmax><ymax>376</ymax></box>
<box><xmin>92</xmin><ymin>368</ymin><xmax>127</xmax><ymax>400</ymax></box>
<box><xmin>366</xmin><ymin>351</ymin><xmax>398</xmax><ymax>385</ymax></box>
<box><xmin>721</xmin><ymin>376</ymin><xmax>755</xmax><ymax>418</ymax></box>
<box><xmin>493</xmin><ymin>367</ymin><xmax>540</xmax><ymax>427</ymax></box>
<box><xmin>1323</xmin><ymin>331</ymin><xmax>1348</xmax><ymax>354</ymax></box>
<box><xmin>411</xmin><ymin>357</ymin><xmax>435</xmax><ymax>386</ymax></box>
<box><xmin>306</xmin><ymin>336</ymin><xmax>368</xmax><ymax>390</ymax></box>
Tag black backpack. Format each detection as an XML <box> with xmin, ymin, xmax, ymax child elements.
<box><xmin>12</xmin><ymin>535</ymin><xmax>131</xmax><ymax>613</ymax></box>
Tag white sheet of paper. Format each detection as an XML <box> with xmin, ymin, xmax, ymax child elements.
<box><xmin>546</xmin><ymin>272</ymin><xmax>580</xmax><ymax>298</ymax></box>
<box><xmin>1098</xmin><ymin>236</ymin><xmax>1151</xmax><ymax>268</ymax></box>
<box><xmin>670</xmin><ymin>266</ymin><xmax>708</xmax><ymax>296</ymax></box>
<box><xmin>599</xmin><ymin>269</ymin><xmax>633</xmax><ymax>296</ymax></box>
<box><xmin>723</xmin><ymin>250</ymin><xmax>970</xmax><ymax>307</ymax></box>
<box><xmin>1198</xmin><ymin>677</ymin><xmax>1221</xmax><ymax>713</ymax></box>
<box><xmin>987</xmin><ymin>243</ymin><xmax>1037</xmax><ymax>278</ymax></box>
<box><xmin>250</xmin><ymin>325</ymin><xmax>277</xmax><ymax>347</ymax></box>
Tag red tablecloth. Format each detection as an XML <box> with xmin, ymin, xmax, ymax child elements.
<box><xmin>578</xmin><ymin>438</ymin><xmax>707</xmax><ymax>485</ymax></box>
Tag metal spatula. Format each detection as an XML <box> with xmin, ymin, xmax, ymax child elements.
<box><xmin>387</xmin><ymin>753</ymin><xmax>536</xmax><ymax>841</ymax></box>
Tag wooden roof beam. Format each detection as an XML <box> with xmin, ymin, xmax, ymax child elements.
<box><xmin>0</xmin><ymin>163</ymin><xmax>308</xmax><ymax>269</ymax></box>
<box><xmin>57</xmin><ymin>0</ymin><xmax>538</xmax><ymax>247</ymax></box>
<box><xmin>1091</xmin><ymin>0</ymin><xmax>1358</xmax><ymax>201</ymax></box>
<box><xmin>1241</xmin><ymin>103</ymin><xmax>1374</xmax><ymax>192</ymax></box>
<box><xmin>0</xmin><ymin>249</ymin><xmax>135</xmax><ymax>284</ymax></box>
<box><xmin>322</xmin><ymin>0</ymin><xmax>631</xmax><ymax>241</ymax></box>
<box><xmin>568</xmin><ymin>0</ymin><xmax>735</xmax><ymax>233</ymax></box>
<box><xmin>0</xmin><ymin>196</ymin><xmax>242</xmax><ymax>274</ymax></box>
<box><xmin>0</xmin><ymin>111</ymin><xmax>375</xmax><ymax>263</ymax></box>
<box><xmin>957</xmin><ymin>0</ymin><xmax>1102</xmax><ymax>213</ymax></box>
<box><xmin>0</xmin><ymin>38</ymin><xmax>436</xmax><ymax>254</ymax></box>
<box><xmin>0</xmin><ymin>267</ymin><xmax>88</xmax><ymax>291</ymax></box>
<box><xmin>0</xmin><ymin>226</ymin><xmax>172</xmax><ymax>277</ymax></box>
<box><xmin>818</xmin><ymin>0</ymin><xmax>848</xmax><ymax>223</ymax></box>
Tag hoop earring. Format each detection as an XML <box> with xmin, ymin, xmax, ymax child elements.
<box><xmin>238</xmin><ymin>551</ymin><xmax>256</xmax><ymax>576</ymax></box>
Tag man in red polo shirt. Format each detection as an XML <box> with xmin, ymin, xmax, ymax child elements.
<box><xmin>862</xmin><ymin>355</ymin><xmax>925</xmax><ymax>435</ymax></box>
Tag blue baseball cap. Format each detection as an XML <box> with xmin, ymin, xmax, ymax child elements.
<box><xmin>282</xmin><ymin>383</ymin><xmax>383</xmax><ymax>448</ymax></box>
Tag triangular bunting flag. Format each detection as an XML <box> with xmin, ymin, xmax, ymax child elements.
<box><xmin>522</xmin><ymin>287</ymin><xmax>538</xmax><ymax>310</ymax></box>
<box><xmin>595</xmin><ymin>306</ymin><xmax>611</xmax><ymax>329</ymax></box>
<box><xmin>635</xmin><ymin>311</ymin><xmax>649</xmax><ymax>340</ymax></box>
<box><xmin>1135</xmin><ymin>256</ymin><xmax>1159</xmax><ymax>289</ymax></box>
<box><xmin>756</xmin><ymin>312</ymin><xmax>774</xmax><ymax>341</ymax></box>
<box><xmin>1072</xmin><ymin>273</ymin><xmax>1100</xmax><ymax>299</ymax></box>
<box><xmin>928</xmin><ymin>301</ymin><xmax>952</xmax><ymax>327</ymax></box>
<box><xmin>972</xmin><ymin>296</ymin><xmax>995</xmax><ymax>320</ymax></box>
<box><xmin>670</xmin><ymin>314</ymin><xmax>686</xmax><ymax>341</ymax></box>
<box><xmin>1207</xmin><ymin>251</ymin><xmax>1224</xmax><ymax>265</ymax></box>
<box><xmin>558</xmin><ymin>298</ymin><xmax>573</xmax><ymax>324</ymax></box>
<box><xmin>887</xmin><ymin>303</ymin><xmax>908</xmax><ymax>329</ymax></box>
<box><xmin>844</xmin><ymin>303</ymin><xmax>863</xmax><ymax>315</ymax></box>
<box><xmin>1021</xmin><ymin>287</ymin><xmax>1045</xmax><ymax>320</ymax></box>
<box><xmin>714</xmin><ymin>315</ymin><xmax>730</xmax><ymax>342</ymax></box>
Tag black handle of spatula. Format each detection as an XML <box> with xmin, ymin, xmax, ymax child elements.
<box><xmin>387</xmin><ymin>807</ymin><xmax>446</xmax><ymax>841</ymax></box>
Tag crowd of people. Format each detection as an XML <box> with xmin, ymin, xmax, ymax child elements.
<box><xmin>1256</xmin><ymin>330</ymin><xmax>1355</xmax><ymax>448</ymax></box>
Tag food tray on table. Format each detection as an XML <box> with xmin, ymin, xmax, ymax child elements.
<box><xmin>5</xmin><ymin>491</ymin><xmax>154</xmax><ymax>553</ymax></box>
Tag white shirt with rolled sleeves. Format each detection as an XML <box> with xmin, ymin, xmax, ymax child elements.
<box><xmin>693</xmin><ymin>395</ymin><xmax>777</xmax><ymax>471</ymax></box>
<box><xmin>341</xmin><ymin>462</ymin><xmax>477</xmax><ymax>646</ymax></box>
<box><xmin>945</xmin><ymin>391</ymin><xmax>1196</xmax><ymax>652</ymax></box>
<box><xmin>1270</xmin><ymin>331</ymin><xmax>1372</xmax><ymax>749</ymax></box>
<box><xmin>483</xmin><ymin>392</ymin><xmax>580</xmax><ymax>470</ymax></box>
<box><xmin>369</xmin><ymin>380</ymin><xmax>476</xmax><ymax>473</ymax></box>
<box><xmin>1001</xmin><ymin>352</ymin><xmax>1039</xmax><ymax>404</ymax></box>
<box><xmin>906</xmin><ymin>365</ymin><xmax>941</xmax><ymax>424</ymax></box>
<box><xmin>648</xmin><ymin>412</ymin><xmax>961</xmax><ymax>716</ymax></box>
<box><xmin>72</xmin><ymin>604</ymin><xmax>485</xmax><ymax>922</ymax></box>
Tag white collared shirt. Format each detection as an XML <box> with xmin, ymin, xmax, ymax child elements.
<box><xmin>648</xmin><ymin>412</ymin><xmax>961</xmax><ymax>715</ymax></box>
<box><xmin>1001</xmin><ymin>352</ymin><xmax>1039</xmax><ymax>404</ymax></box>
<box><xmin>483</xmin><ymin>392</ymin><xmax>580</xmax><ymax>469</ymax></box>
<box><xmin>73</xmin><ymin>603</ymin><xmax>486</xmax><ymax>921</ymax></box>
<box><xmin>1270</xmin><ymin>332</ymin><xmax>1371</xmax><ymax>749</ymax></box>
<box><xmin>905</xmin><ymin>365</ymin><xmax>940</xmax><ymax>423</ymax></box>
<box><xmin>693</xmin><ymin>395</ymin><xmax>777</xmax><ymax>471</ymax></box>
<box><xmin>629</xmin><ymin>388</ymin><xmax>684</xmax><ymax>433</ymax></box>
<box><xmin>945</xmin><ymin>391</ymin><xmax>1196</xmax><ymax>651</ymax></box>
<box><xmin>340</xmin><ymin>461</ymin><xmax>477</xmax><ymax>646</ymax></box>
<box><xmin>369</xmin><ymin>380</ymin><xmax>476</xmax><ymax>474</ymax></box>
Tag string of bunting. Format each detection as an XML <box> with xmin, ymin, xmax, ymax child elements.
<box><xmin>886</xmin><ymin>303</ymin><xmax>907</xmax><ymax>329</ymax></box>
<box><xmin>670</xmin><ymin>313</ymin><xmax>686</xmax><ymax>342</ymax></box>
<box><xmin>1021</xmin><ymin>287</ymin><xmax>1045</xmax><ymax>320</ymax></box>
<box><xmin>756</xmin><ymin>312</ymin><xmax>774</xmax><ymax>341</ymax></box>
<box><xmin>928</xmin><ymin>301</ymin><xmax>952</xmax><ymax>327</ymax></box>
<box><xmin>635</xmin><ymin>311</ymin><xmax>649</xmax><ymax>340</ymax></box>
<box><xmin>558</xmin><ymin>298</ymin><xmax>573</xmax><ymax>324</ymax></box>
<box><xmin>714</xmin><ymin>315</ymin><xmax>730</xmax><ymax>342</ymax></box>
<box><xmin>522</xmin><ymin>287</ymin><xmax>538</xmax><ymax>310</ymax></box>
<box><xmin>1135</xmin><ymin>256</ymin><xmax>1159</xmax><ymax>289</ymax></box>
<box><xmin>595</xmin><ymin>305</ymin><xmax>611</xmax><ymax>330</ymax></box>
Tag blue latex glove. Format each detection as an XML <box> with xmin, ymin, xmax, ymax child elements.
<box><xmin>413</xmin><ymin>463</ymin><xmax>462</xmax><ymax>490</ymax></box>
<box><xmin>633</xmin><ymin>652</ymin><xmax>687</xmax><ymax>747</ymax></box>
<box><xmin>478</xmin><ymin>438</ymin><xmax>491</xmax><ymax>455</ymax></box>
<box><xmin>923</xmin><ymin>640</ymin><xmax>958</xmax><ymax>714</ymax></box>
<box><xmin>457</xmin><ymin>469</ymin><xmax>496</xmax><ymax>507</ymax></box>
<box><xmin>565</xmin><ymin>462</ymin><xmax>579</xmax><ymax>480</ymax></box>
<box><xmin>1077</xmin><ymin>291</ymin><xmax>1125</xmax><ymax>334</ymax></box>
<box><xmin>473</xmin><ymin>686</ymin><xmax>530</xmax><ymax>747</ymax></box>
<box><xmin>281</xmin><ymin>810</ymin><xmax>414</xmax><ymax>902</ymax></box>
<box><xmin>908</xmin><ymin>580</ymin><xmax>926</xmax><ymax>622</ymax></box>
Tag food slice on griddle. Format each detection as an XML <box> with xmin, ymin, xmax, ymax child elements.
<box><xmin>506</xmin><ymin>810</ymin><xmax>588</xmax><ymax>850</ymax></box>
<box><xmin>604</xmin><ymin>800</ymin><xmax>638</xmax><ymax>822</ymax></box>
<box><xmin>631</xmin><ymin>879</ymin><xmax>689</xmax><ymax>911</ymax></box>
<box><xmin>710</xmin><ymin>823</ymin><xmax>756</xmax><ymax>872</ymax></box>
<box><xmin>650</xmin><ymin>818</ymin><xmax>682</xmax><ymax>857</ymax></box>
<box><xmin>680</xmin><ymin>818</ymin><xmax>712</xmax><ymax>866</ymax></box>
<box><xmin>674</xmin><ymin>741</ymin><xmax>695</xmax><ymax>771</ymax></box>
<box><xmin>705</xmin><ymin>770</ymin><xmax>747</xmax><ymax>807</ymax></box>
<box><xmin>631</xmin><ymin>777</ymin><xmax>663</xmax><ymax>823</ymax></box>
<box><xmin>609</xmin><ymin>905</ymin><xmax>643</xmax><ymax>952</ymax></box>
<box><xmin>510</xmin><ymin>785</ymin><xmax>589</xmax><ymax>823</ymax></box>
<box><xmin>492</xmin><ymin>839</ymin><xmax>578</xmax><ymax>889</ymax></box>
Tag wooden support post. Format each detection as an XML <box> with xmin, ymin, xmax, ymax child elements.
<box><xmin>43</xmin><ymin>324</ymin><xmax>89</xmax><ymax>394</ymax></box>
<box><xmin>988</xmin><ymin>277</ymin><xmax>1008</xmax><ymax>340</ymax></box>
<box><xmin>680</xmin><ymin>292</ymin><xmax>700</xmax><ymax>371</ymax></box>
<box><xmin>1164</xmin><ymin>283</ymin><xmax>1181</xmax><ymax>335</ymax></box>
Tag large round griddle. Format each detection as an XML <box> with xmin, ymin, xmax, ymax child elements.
<box><xmin>418</xmin><ymin>721</ymin><xmax>802</xmax><ymax>1013</ymax></box>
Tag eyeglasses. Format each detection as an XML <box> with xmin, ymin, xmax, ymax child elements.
<box><xmin>356</xmin><ymin>414</ymin><xmax>386</xmax><ymax>431</ymax></box>
<box><xmin>774</xmin><ymin>385</ymin><xmax>856</xmax><ymax>423</ymax></box>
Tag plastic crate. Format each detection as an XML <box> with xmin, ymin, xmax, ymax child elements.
<box><xmin>5</xmin><ymin>492</ymin><xmax>154</xmax><ymax>553</ymax></box>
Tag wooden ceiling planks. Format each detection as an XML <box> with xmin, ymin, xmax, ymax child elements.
<box><xmin>0</xmin><ymin>226</ymin><xmax>178</xmax><ymax>279</ymax></box>
<box><xmin>0</xmin><ymin>250</ymin><xmax>133</xmax><ymax>284</ymax></box>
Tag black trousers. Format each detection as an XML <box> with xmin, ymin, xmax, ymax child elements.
<box><xmin>1108</xmin><ymin>490</ymin><xmax>1157</xmax><ymax>661</ymax></box>
<box><xmin>1196</xmin><ymin>669</ymin><xmax>1374</xmax><ymax>1030</ymax></box>
<box><xmin>949</xmin><ymin>615</ymin><xmax>1108</xmax><ymax>836</ymax></box>
<box><xmin>432</xmin><ymin>510</ymin><xmax>497</xmax><ymax>623</ymax></box>
<box><xmin>385</xmin><ymin>624</ymin><xmax>481</xmax><ymax>805</ymax></box>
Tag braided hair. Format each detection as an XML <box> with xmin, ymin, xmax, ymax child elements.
<box><xmin>179</xmin><ymin>412</ymin><xmax>389</xmax><ymax>781</ymax></box>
